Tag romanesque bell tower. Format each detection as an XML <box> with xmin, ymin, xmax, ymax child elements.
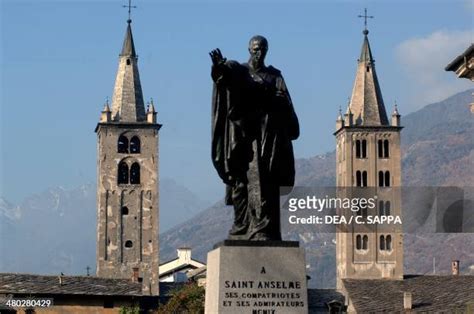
<box><xmin>95</xmin><ymin>18</ymin><xmax>160</xmax><ymax>296</ymax></box>
<box><xmin>335</xmin><ymin>25</ymin><xmax>403</xmax><ymax>289</ymax></box>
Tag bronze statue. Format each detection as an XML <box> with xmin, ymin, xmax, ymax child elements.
<box><xmin>210</xmin><ymin>35</ymin><xmax>299</xmax><ymax>241</ymax></box>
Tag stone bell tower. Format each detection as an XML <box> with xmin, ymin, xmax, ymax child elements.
<box><xmin>95</xmin><ymin>17</ymin><xmax>161</xmax><ymax>296</ymax></box>
<box><xmin>335</xmin><ymin>25</ymin><xmax>403</xmax><ymax>289</ymax></box>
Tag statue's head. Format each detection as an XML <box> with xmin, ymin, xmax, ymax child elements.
<box><xmin>248</xmin><ymin>35</ymin><xmax>268</xmax><ymax>67</ymax></box>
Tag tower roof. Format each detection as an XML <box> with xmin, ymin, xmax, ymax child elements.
<box><xmin>359</xmin><ymin>30</ymin><xmax>374</xmax><ymax>63</ymax></box>
<box><xmin>110</xmin><ymin>21</ymin><xmax>146</xmax><ymax>122</ymax></box>
<box><xmin>348</xmin><ymin>30</ymin><xmax>389</xmax><ymax>126</ymax></box>
<box><xmin>121</xmin><ymin>21</ymin><xmax>136</xmax><ymax>57</ymax></box>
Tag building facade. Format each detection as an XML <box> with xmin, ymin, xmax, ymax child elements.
<box><xmin>159</xmin><ymin>247</ymin><xmax>206</xmax><ymax>283</ymax></box>
<box><xmin>334</xmin><ymin>28</ymin><xmax>403</xmax><ymax>289</ymax></box>
<box><xmin>95</xmin><ymin>18</ymin><xmax>161</xmax><ymax>296</ymax></box>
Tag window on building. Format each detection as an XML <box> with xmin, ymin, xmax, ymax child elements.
<box><xmin>356</xmin><ymin>171</ymin><xmax>362</xmax><ymax>187</ymax></box>
<box><xmin>130</xmin><ymin>136</ymin><xmax>141</xmax><ymax>154</ymax></box>
<box><xmin>385</xmin><ymin>201</ymin><xmax>391</xmax><ymax>216</ymax></box>
<box><xmin>356</xmin><ymin>140</ymin><xmax>367</xmax><ymax>158</ymax></box>
<box><xmin>378</xmin><ymin>139</ymin><xmax>390</xmax><ymax>158</ymax></box>
<box><xmin>356</xmin><ymin>140</ymin><xmax>361</xmax><ymax>158</ymax></box>
<box><xmin>386</xmin><ymin>235</ymin><xmax>392</xmax><ymax>251</ymax></box>
<box><xmin>380</xmin><ymin>234</ymin><xmax>392</xmax><ymax>251</ymax></box>
<box><xmin>362</xmin><ymin>235</ymin><xmax>368</xmax><ymax>250</ymax></box>
<box><xmin>379</xmin><ymin>200</ymin><xmax>391</xmax><ymax>216</ymax></box>
<box><xmin>130</xmin><ymin>162</ymin><xmax>140</xmax><ymax>184</ymax></box>
<box><xmin>385</xmin><ymin>171</ymin><xmax>391</xmax><ymax>187</ymax></box>
<box><xmin>379</xmin><ymin>200</ymin><xmax>384</xmax><ymax>216</ymax></box>
<box><xmin>118</xmin><ymin>135</ymin><xmax>129</xmax><ymax>153</ymax></box>
<box><xmin>125</xmin><ymin>240</ymin><xmax>133</xmax><ymax>248</ymax></box>
<box><xmin>357</xmin><ymin>171</ymin><xmax>368</xmax><ymax>187</ymax></box>
<box><xmin>121</xmin><ymin>206</ymin><xmax>129</xmax><ymax>215</ymax></box>
<box><xmin>384</xmin><ymin>140</ymin><xmax>390</xmax><ymax>158</ymax></box>
<box><xmin>118</xmin><ymin>161</ymin><xmax>129</xmax><ymax>184</ymax></box>
<box><xmin>356</xmin><ymin>235</ymin><xmax>362</xmax><ymax>250</ymax></box>
<box><xmin>362</xmin><ymin>171</ymin><xmax>367</xmax><ymax>187</ymax></box>
<box><xmin>380</xmin><ymin>235</ymin><xmax>385</xmax><ymax>250</ymax></box>
<box><xmin>379</xmin><ymin>171</ymin><xmax>391</xmax><ymax>187</ymax></box>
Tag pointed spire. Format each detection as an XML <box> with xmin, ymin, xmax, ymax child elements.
<box><xmin>336</xmin><ymin>105</ymin><xmax>344</xmax><ymax>131</ymax></box>
<box><xmin>344</xmin><ymin>102</ymin><xmax>353</xmax><ymax>126</ymax></box>
<box><xmin>100</xmin><ymin>98</ymin><xmax>112</xmax><ymax>122</ymax></box>
<box><xmin>337</xmin><ymin>106</ymin><xmax>343</xmax><ymax>121</ymax></box>
<box><xmin>359</xmin><ymin>30</ymin><xmax>374</xmax><ymax>64</ymax></box>
<box><xmin>147</xmin><ymin>98</ymin><xmax>157</xmax><ymax>124</ymax></box>
<box><xmin>103</xmin><ymin>99</ymin><xmax>111</xmax><ymax>112</ymax></box>
<box><xmin>121</xmin><ymin>20</ymin><xmax>136</xmax><ymax>57</ymax></box>
<box><xmin>392</xmin><ymin>101</ymin><xmax>400</xmax><ymax>116</ymax></box>
<box><xmin>348</xmin><ymin>27</ymin><xmax>389</xmax><ymax>126</ymax></box>
<box><xmin>148</xmin><ymin>98</ymin><xmax>156</xmax><ymax>113</ymax></box>
<box><xmin>391</xmin><ymin>101</ymin><xmax>401</xmax><ymax>126</ymax></box>
<box><xmin>110</xmin><ymin>20</ymin><xmax>146</xmax><ymax>122</ymax></box>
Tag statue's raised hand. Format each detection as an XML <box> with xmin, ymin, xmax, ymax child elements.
<box><xmin>209</xmin><ymin>48</ymin><xmax>226</xmax><ymax>66</ymax></box>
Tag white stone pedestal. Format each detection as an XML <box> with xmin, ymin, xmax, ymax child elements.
<box><xmin>205</xmin><ymin>240</ymin><xmax>308</xmax><ymax>314</ymax></box>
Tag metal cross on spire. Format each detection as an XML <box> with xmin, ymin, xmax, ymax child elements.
<box><xmin>358</xmin><ymin>8</ymin><xmax>374</xmax><ymax>32</ymax></box>
<box><xmin>123</xmin><ymin>0</ymin><xmax>137</xmax><ymax>23</ymax></box>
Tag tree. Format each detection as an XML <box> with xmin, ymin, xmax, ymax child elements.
<box><xmin>158</xmin><ymin>282</ymin><xmax>205</xmax><ymax>314</ymax></box>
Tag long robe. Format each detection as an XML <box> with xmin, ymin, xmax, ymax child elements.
<box><xmin>211</xmin><ymin>60</ymin><xmax>299</xmax><ymax>240</ymax></box>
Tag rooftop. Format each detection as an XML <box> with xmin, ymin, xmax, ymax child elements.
<box><xmin>343</xmin><ymin>275</ymin><xmax>474</xmax><ymax>312</ymax></box>
<box><xmin>0</xmin><ymin>273</ymin><xmax>143</xmax><ymax>297</ymax></box>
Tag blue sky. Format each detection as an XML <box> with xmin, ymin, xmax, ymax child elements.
<box><xmin>1</xmin><ymin>0</ymin><xmax>472</xmax><ymax>203</ymax></box>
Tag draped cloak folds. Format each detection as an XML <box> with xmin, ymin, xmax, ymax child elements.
<box><xmin>211</xmin><ymin>60</ymin><xmax>300</xmax><ymax>205</ymax></box>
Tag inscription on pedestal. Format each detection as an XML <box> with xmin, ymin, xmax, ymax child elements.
<box><xmin>205</xmin><ymin>243</ymin><xmax>308</xmax><ymax>314</ymax></box>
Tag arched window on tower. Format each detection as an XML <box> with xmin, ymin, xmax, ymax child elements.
<box><xmin>379</xmin><ymin>200</ymin><xmax>391</xmax><ymax>216</ymax></box>
<box><xmin>362</xmin><ymin>235</ymin><xmax>368</xmax><ymax>250</ymax></box>
<box><xmin>121</xmin><ymin>206</ymin><xmax>129</xmax><ymax>215</ymax></box>
<box><xmin>355</xmin><ymin>140</ymin><xmax>361</xmax><ymax>158</ymax></box>
<box><xmin>379</xmin><ymin>171</ymin><xmax>391</xmax><ymax>187</ymax></box>
<box><xmin>385</xmin><ymin>171</ymin><xmax>391</xmax><ymax>187</ymax></box>
<box><xmin>385</xmin><ymin>201</ymin><xmax>391</xmax><ymax>216</ymax></box>
<box><xmin>118</xmin><ymin>162</ymin><xmax>129</xmax><ymax>184</ymax></box>
<box><xmin>379</xmin><ymin>171</ymin><xmax>384</xmax><ymax>187</ymax></box>
<box><xmin>378</xmin><ymin>140</ymin><xmax>383</xmax><ymax>158</ymax></box>
<box><xmin>130</xmin><ymin>162</ymin><xmax>140</xmax><ymax>184</ymax></box>
<box><xmin>356</xmin><ymin>171</ymin><xmax>362</xmax><ymax>187</ymax></box>
<box><xmin>356</xmin><ymin>235</ymin><xmax>362</xmax><ymax>250</ymax></box>
<box><xmin>380</xmin><ymin>235</ymin><xmax>385</xmax><ymax>250</ymax></box>
<box><xmin>384</xmin><ymin>140</ymin><xmax>390</xmax><ymax>158</ymax></box>
<box><xmin>361</xmin><ymin>140</ymin><xmax>367</xmax><ymax>158</ymax></box>
<box><xmin>357</xmin><ymin>171</ymin><xmax>368</xmax><ymax>187</ymax></box>
<box><xmin>130</xmin><ymin>136</ymin><xmax>141</xmax><ymax>154</ymax></box>
<box><xmin>386</xmin><ymin>235</ymin><xmax>392</xmax><ymax>251</ymax></box>
<box><xmin>118</xmin><ymin>135</ymin><xmax>129</xmax><ymax>153</ymax></box>
<box><xmin>357</xmin><ymin>206</ymin><xmax>368</xmax><ymax>217</ymax></box>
